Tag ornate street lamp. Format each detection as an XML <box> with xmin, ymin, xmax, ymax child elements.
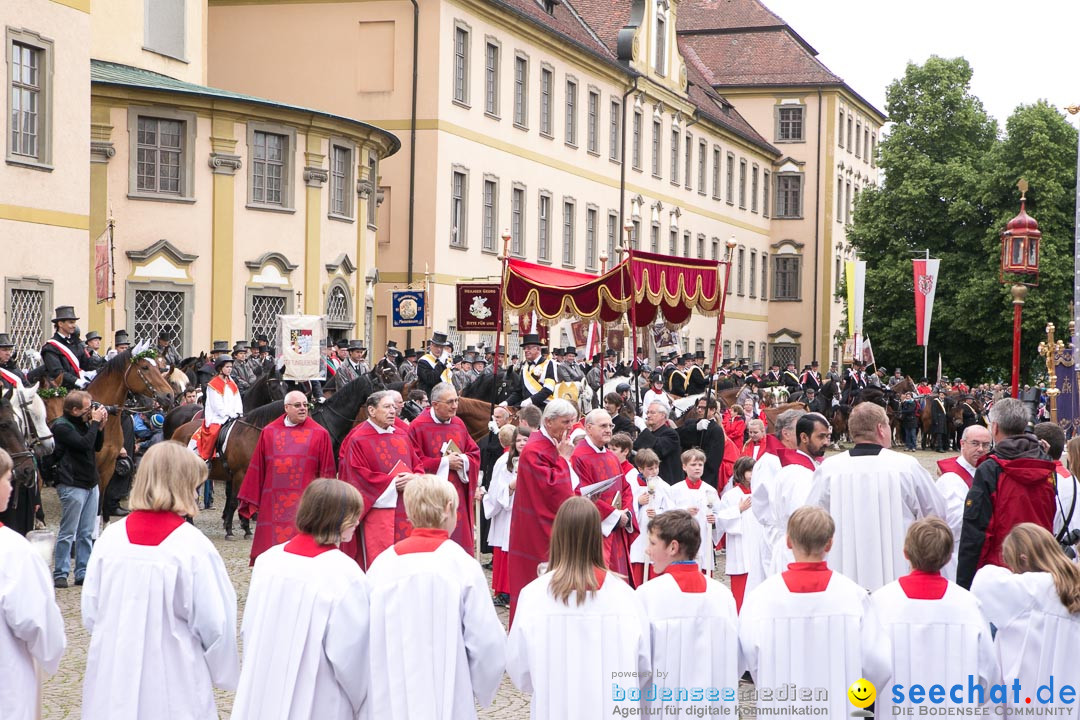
<box><xmin>1000</xmin><ymin>179</ymin><xmax>1041</xmax><ymax>397</ymax></box>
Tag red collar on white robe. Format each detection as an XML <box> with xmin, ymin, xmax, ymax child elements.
<box><xmin>593</xmin><ymin>566</ymin><xmax>606</xmax><ymax>589</ymax></box>
<box><xmin>683</xmin><ymin>477</ymin><xmax>704</xmax><ymax>490</ymax></box>
<box><xmin>284</xmin><ymin>533</ymin><xmax>335</xmax><ymax>557</ymax></box>
<box><xmin>777</xmin><ymin>448</ymin><xmax>817</xmax><ymax>471</ymax></box>
<box><xmin>126</xmin><ymin>510</ymin><xmax>186</xmax><ymax>546</ymax></box>
<box><xmin>898</xmin><ymin>569</ymin><xmax>948</xmax><ymax>600</ymax></box>
<box><xmin>396</xmin><ymin>527</ymin><xmax>450</xmax><ymax>554</ymax></box>
<box><xmin>663</xmin><ymin>562</ymin><xmax>707</xmax><ymax>593</ymax></box>
<box><xmin>782</xmin><ymin>561</ymin><xmax>832</xmax><ymax>593</ymax></box>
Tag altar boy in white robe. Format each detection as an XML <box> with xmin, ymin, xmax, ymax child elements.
<box><xmin>739</xmin><ymin>506</ymin><xmax>891</xmax><ymax>719</ymax></box>
<box><xmin>971</xmin><ymin>523</ymin><xmax>1080</xmax><ymax>717</ymax></box>
<box><xmin>667</xmin><ymin>448</ymin><xmax>721</xmax><ymax>576</ymax></box>
<box><xmin>508</xmin><ymin>496</ymin><xmax>651</xmax><ymax>720</ymax></box>
<box><xmin>0</xmin><ymin>448</ymin><xmax>66</xmax><ymax>720</ymax></box>
<box><xmin>762</xmin><ymin>413</ymin><xmax>830</xmax><ymax>576</ymax></box>
<box><xmin>637</xmin><ymin>509</ymin><xmax>739</xmax><ymax>715</ymax></box>
<box><xmin>232</xmin><ymin>478</ymin><xmax>371</xmax><ymax>720</ymax></box>
<box><xmin>871</xmin><ymin>517</ymin><xmax>1000</xmax><ymax>715</ymax></box>
<box><xmin>622</xmin><ymin>446</ymin><xmax>673</xmax><ymax>584</ymax></box>
<box><xmin>717</xmin><ymin>456</ymin><xmax>765</xmax><ymax>611</ymax></box>
<box><xmin>806</xmin><ymin>403</ymin><xmax>947</xmax><ymax>591</ymax></box>
<box><xmin>81</xmin><ymin>442</ymin><xmax>239</xmax><ymax>720</ymax></box>
<box><xmin>366</xmin><ymin>474</ymin><xmax>506</xmax><ymax>720</ymax></box>
<box><xmin>750</xmin><ymin>409</ymin><xmax>804</xmax><ymax>574</ymax></box>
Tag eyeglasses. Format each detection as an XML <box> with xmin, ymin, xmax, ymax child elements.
<box><xmin>287</xmin><ymin>402</ymin><xmax>309</xmax><ymax>408</ymax></box>
<box><xmin>963</xmin><ymin>440</ymin><xmax>991</xmax><ymax>449</ymax></box>
<box><xmin>436</xmin><ymin>399</ymin><xmax>460</xmax><ymax>405</ymax></box>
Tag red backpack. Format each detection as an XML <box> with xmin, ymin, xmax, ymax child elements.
<box><xmin>978</xmin><ymin>455</ymin><xmax>1057</xmax><ymax>570</ymax></box>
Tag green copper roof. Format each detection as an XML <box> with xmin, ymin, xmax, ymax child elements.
<box><xmin>91</xmin><ymin>59</ymin><xmax>400</xmax><ymax>156</ymax></box>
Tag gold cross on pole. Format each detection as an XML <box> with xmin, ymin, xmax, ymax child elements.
<box><xmin>1038</xmin><ymin>322</ymin><xmax>1066</xmax><ymax>424</ymax></box>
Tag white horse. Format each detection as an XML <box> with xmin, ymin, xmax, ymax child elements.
<box><xmin>8</xmin><ymin>381</ymin><xmax>54</xmax><ymax>458</ymax></box>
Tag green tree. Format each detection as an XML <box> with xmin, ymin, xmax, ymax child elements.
<box><xmin>848</xmin><ymin>57</ymin><xmax>1076</xmax><ymax>383</ymax></box>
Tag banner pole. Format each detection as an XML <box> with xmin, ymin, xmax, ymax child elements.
<box><xmin>711</xmin><ymin>238</ymin><xmax>736</xmax><ymax>404</ymax></box>
<box><xmin>492</xmin><ymin>231</ymin><xmax>511</xmax><ymax>415</ymax></box>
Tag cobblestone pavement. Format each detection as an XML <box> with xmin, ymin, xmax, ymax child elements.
<box><xmin>40</xmin><ymin>449</ymin><xmax>950</xmax><ymax>719</ymax></box>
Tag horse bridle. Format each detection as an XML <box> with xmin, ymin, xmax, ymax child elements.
<box><xmin>310</xmin><ymin>400</ymin><xmax>363</xmax><ymax>449</ymax></box>
<box><xmin>14</xmin><ymin>387</ymin><xmax>52</xmax><ymax>455</ymax></box>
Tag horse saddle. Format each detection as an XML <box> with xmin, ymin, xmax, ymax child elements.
<box><xmin>216</xmin><ymin>417</ymin><xmax>239</xmax><ymax>457</ymax></box>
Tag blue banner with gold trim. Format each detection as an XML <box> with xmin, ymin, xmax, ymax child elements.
<box><xmin>1056</xmin><ymin>346</ymin><xmax>1078</xmax><ymax>437</ymax></box>
<box><xmin>392</xmin><ymin>290</ymin><xmax>425</xmax><ymax>327</ymax></box>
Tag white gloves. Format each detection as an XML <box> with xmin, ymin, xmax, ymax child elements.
<box><xmin>75</xmin><ymin>378</ymin><xmax>89</xmax><ymax>389</ymax></box>
<box><xmin>696</xmin><ymin>419</ymin><xmax>710</xmax><ymax>431</ymax></box>
<box><xmin>488</xmin><ymin>420</ymin><xmax>499</xmax><ymax>434</ymax></box>
<box><xmin>440</xmin><ymin>351</ymin><xmax>451</xmax><ymax>363</ymax></box>
<box><xmin>633</xmin><ymin>415</ymin><xmax>646</xmax><ymax>431</ymax></box>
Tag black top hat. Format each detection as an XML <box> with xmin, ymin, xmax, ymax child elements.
<box><xmin>211</xmin><ymin>340</ymin><xmax>230</xmax><ymax>354</ymax></box>
<box><xmin>85</xmin><ymin>331</ymin><xmax>102</xmax><ymax>342</ymax></box>
<box><xmin>387</xmin><ymin>340</ymin><xmax>399</xmax><ymax>350</ymax></box>
<box><xmin>680</xmin><ymin>353</ymin><xmax>693</xmax><ymax>363</ymax></box>
<box><xmin>695</xmin><ymin>350</ymin><xmax>706</xmax><ymax>359</ymax></box>
<box><xmin>0</xmin><ymin>333</ymin><xmax>13</xmax><ymax>348</ymax></box>
<box><xmin>335</xmin><ymin>338</ymin><xmax>350</xmax><ymax>349</ymax></box>
<box><xmin>430</xmin><ymin>331</ymin><xmax>449</xmax><ymax>347</ymax></box>
<box><xmin>453</xmin><ymin>354</ymin><xmax>464</xmax><ymax>363</ymax></box>
<box><xmin>566</xmin><ymin>346</ymin><xmax>577</xmax><ymax>354</ymax></box>
<box><xmin>752</xmin><ymin>362</ymin><xmax>763</xmax><ymax>370</ymax></box>
<box><xmin>51</xmin><ymin>305</ymin><xmax>79</xmax><ymax>323</ymax></box>
<box><xmin>811</xmin><ymin>360</ymin><xmax>819</xmax><ymax>367</ymax></box>
<box><xmin>894</xmin><ymin>368</ymin><xmax>902</xmax><ymax>373</ymax></box>
<box><xmin>214</xmin><ymin>354</ymin><xmax>235</xmax><ymax>370</ymax></box>
<box><xmin>404</xmin><ymin>348</ymin><xmax>417</xmax><ymax>359</ymax></box>
<box><xmin>114</xmin><ymin>330</ymin><xmax>130</xmax><ymax>346</ymax></box>
<box><xmin>540</xmin><ymin>347</ymin><xmax>549</xmax><ymax>356</ymax></box>
<box><xmin>233</xmin><ymin>340</ymin><xmax>249</xmax><ymax>350</ymax></box>
<box><xmin>233</xmin><ymin>343</ymin><xmax>249</xmax><ymax>354</ymax></box>
<box><xmin>786</xmin><ymin>360</ymin><xmax>795</xmax><ymax>367</ymax></box>
<box><xmin>605</xmin><ymin>349</ymin><xmax>616</xmax><ymax>357</ymax></box>
<box><xmin>465</xmin><ymin>345</ymin><xmax>476</xmax><ymax>353</ymax></box>
<box><xmin>521</xmin><ymin>333</ymin><xmax>541</xmax><ymax>347</ymax></box>
<box><xmin>592</xmin><ymin>353</ymin><xmax>603</xmax><ymax>363</ymax></box>
<box><xmin>349</xmin><ymin>340</ymin><xmax>366</xmax><ymax>351</ymax></box>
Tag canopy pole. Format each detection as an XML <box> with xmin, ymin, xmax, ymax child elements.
<box><xmin>627</xmin><ymin>247</ymin><xmax>639</xmax><ymax>411</ymax></box>
<box><xmin>711</xmin><ymin>239</ymin><xmax>736</xmax><ymax>407</ymax></box>
<box><xmin>492</xmin><ymin>231</ymin><xmax>511</xmax><ymax>417</ymax></box>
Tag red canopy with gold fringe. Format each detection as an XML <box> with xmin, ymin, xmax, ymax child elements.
<box><xmin>503</xmin><ymin>250</ymin><xmax>724</xmax><ymax>328</ymax></box>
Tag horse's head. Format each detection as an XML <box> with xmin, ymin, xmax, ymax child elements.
<box><xmin>128</xmin><ymin>354</ymin><xmax>176</xmax><ymax>409</ymax></box>
<box><xmin>15</xmin><ymin>382</ymin><xmax>54</xmax><ymax>457</ymax></box>
<box><xmin>0</xmin><ymin>389</ymin><xmax>35</xmax><ymax>487</ymax></box>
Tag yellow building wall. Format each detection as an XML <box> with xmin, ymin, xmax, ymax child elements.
<box><xmin>91</xmin><ymin>0</ymin><xmax>208</xmax><ymax>84</ymax></box>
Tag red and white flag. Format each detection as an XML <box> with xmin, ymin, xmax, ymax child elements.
<box><xmin>912</xmin><ymin>259</ymin><xmax>940</xmax><ymax>346</ymax></box>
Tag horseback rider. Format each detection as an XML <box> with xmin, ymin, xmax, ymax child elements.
<box><xmin>375</xmin><ymin>340</ymin><xmax>403</xmax><ymax>384</ymax></box>
<box><xmin>105</xmin><ymin>329</ymin><xmax>131</xmax><ymax>361</ymax></box>
<box><xmin>801</xmin><ymin>361</ymin><xmax>822</xmax><ymax>393</ymax></box>
<box><xmin>40</xmin><ymin>306</ymin><xmax>94</xmax><ymax>390</ymax></box>
<box><xmin>399</xmin><ymin>348</ymin><xmax>419</xmax><ymax>383</ymax></box>
<box><xmin>417</xmin><ymin>331</ymin><xmax>453</xmax><ymax>398</ymax></box>
<box><xmin>198</xmin><ymin>341</ymin><xmax>230</xmax><ymax>389</ymax></box>
<box><xmin>667</xmin><ymin>353</ymin><xmax>691</xmax><ymax>398</ymax></box>
<box><xmin>781</xmin><ymin>361</ymin><xmax>802</xmax><ymax>395</ymax></box>
<box><xmin>231</xmin><ymin>342</ymin><xmax>257</xmax><ymax>393</ymax></box>
<box><xmin>83</xmin><ymin>331</ymin><xmax>107</xmax><ymax>372</ymax></box>
<box><xmin>190</xmin><ymin>353</ymin><xmax>243</xmax><ymax>463</ymax></box>
<box><xmin>346</xmin><ymin>340</ymin><xmax>369</xmax><ymax>377</ymax></box>
<box><xmin>506</xmin><ymin>333</ymin><xmax>558</xmax><ymax>409</ymax></box>
<box><xmin>686</xmin><ymin>351</ymin><xmax>709</xmax><ymax>395</ymax></box>
<box><xmin>0</xmin><ymin>334</ymin><xmax>26</xmax><ymax>388</ymax></box>
<box><xmin>155</xmin><ymin>328</ymin><xmax>181</xmax><ymax>370</ymax></box>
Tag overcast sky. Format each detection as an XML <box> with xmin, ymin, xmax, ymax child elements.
<box><xmin>763</xmin><ymin>0</ymin><xmax>1080</xmax><ymax>132</ymax></box>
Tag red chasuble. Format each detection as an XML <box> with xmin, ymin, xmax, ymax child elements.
<box><xmin>570</xmin><ymin>441</ymin><xmax>637</xmax><ymax>583</ymax></box>
<box><xmin>408</xmin><ymin>408</ymin><xmax>481</xmax><ymax>553</ymax></box>
<box><xmin>237</xmin><ymin>416</ymin><xmax>337</xmax><ymax>565</ymax></box>
<box><xmin>338</xmin><ymin>421</ymin><xmax>424</xmax><ymax>566</ymax></box>
<box><xmin>507</xmin><ymin>430</ymin><xmax>576</xmax><ymax>622</ymax></box>
<box><xmin>936</xmin><ymin>456</ymin><xmax>973</xmax><ymax>487</ymax></box>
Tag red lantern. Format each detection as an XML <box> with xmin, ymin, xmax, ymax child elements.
<box><xmin>1000</xmin><ymin>181</ymin><xmax>1041</xmax><ymax>285</ymax></box>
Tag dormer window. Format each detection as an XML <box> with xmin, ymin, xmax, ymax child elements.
<box><xmin>654</xmin><ymin>1</ymin><xmax>669</xmax><ymax>76</ymax></box>
<box><xmin>542</xmin><ymin>0</ymin><xmax>557</xmax><ymax>14</ymax></box>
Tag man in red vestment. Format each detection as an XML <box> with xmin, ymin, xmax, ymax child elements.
<box><xmin>407</xmin><ymin>382</ymin><xmax>481</xmax><ymax>553</ymax></box>
<box><xmin>338</xmin><ymin>389</ymin><xmax>424</xmax><ymax>568</ymax></box>
<box><xmin>570</xmin><ymin>409</ymin><xmax>637</xmax><ymax>584</ymax></box>
<box><xmin>237</xmin><ymin>391</ymin><xmax>336</xmax><ymax>564</ymax></box>
<box><xmin>507</xmin><ymin>398</ymin><xmax>579</xmax><ymax>621</ymax></box>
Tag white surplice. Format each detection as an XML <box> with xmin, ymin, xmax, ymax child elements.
<box><xmin>807</xmin><ymin>447</ymin><xmax>947</xmax><ymax>590</ymax></box>
<box><xmin>628</xmin><ymin>473</ymin><xmax>673</xmax><ymax>565</ymax></box>
<box><xmin>0</xmin><ymin>526</ymin><xmax>66</xmax><ymax>720</ymax></box>
<box><xmin>1054</xmin><ymin>467</ymin><xmax>1080</xmax><ymax>541</ymax></box>
<box><xmin>749</xmin><ymin>451</ymin><xmax>782</xmax><ymax>571</ymax></box>
<box><xmin>81</xmin><ymin>520</ymin><xmax>239</xmax><ymax>720</ymax></box>
<box><xmin>365</xmin><ymin>536</ymin><xmax>506</xmax><ymax>719</ymax></box>
<box><xmin>507</xmin><ymin>571</ymin><xmax>651</xmax><ymax>720</ymax></box>
<box><xmin>483</xmin><ymin>453</ymin><xmax>515</xmax><ymax>550</ymax></box>
<box><xmin>762</xmin><ymin>459</ymin><xmax>816</xmax><ymax>575</ymax></box>
<box><xmin>936</xmin><ymin>463</ymin><xmax>973</xmax><ymax>582</ymax></box>
<box><xmin>231</xmin><ymin>544</ymin><xmax>371</xmax><ymax>720</ymax></box>
<box><xmin>667</xmin><ymin>481</ymin><xmax>722</xmax><ymax>575</ymax></box>
<box><xmin>716</xmin><ymin>486</ymin><xmax>765</xmax><ymax>590</ymax></box>
<box><xmin>635</xmin><ymin>572</ymin><xmax>739</xmax><ymax>713</ymax></box>
<box><xmin>738</xmin><ymin>571</ymin><xmax>891</xmax><ymax>718</ymax></box>
<box><xmin>971</xmin><ymin>565</ymin><xmax>1080</xmax><ymax>715</ymax></box>
<box><xmin>871</xmin><ymin>579</ymin><xmax>1000</xmax><ymax>714</ymax></box>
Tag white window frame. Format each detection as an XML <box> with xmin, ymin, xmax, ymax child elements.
<box><xmin>450</xmin><ymin>166</ymin><xmax>468</xmax><ymax>248</ymax></box>
<box><xmin>246</xmin><ymin>122</ymin><xmax>296</xmax><ymax>211</ymax></box>
<box><xmin>586</xmin><ymin>87</ymin><xmax>599</xmax><ymax>154</ymax></box>
<box><xmin>539</xmin><ymin>65</ymin><xmax>554</xmax><ymax>137</ymax></box>
<box><xmin>609</xmin><ymin>98</ymin><xmax>621</xmax><ymax>162</ymax></box>
<box><xmin>632</xmin><ymin>108</ymin><xmax>642</xmax><ymax>170</ymax></box>
<box><xmin>538</xmin><ymin>191</ymin><xmax>552</xmax><ymax>262</ymax></box>
<box><xmin>6</xmin><ymin>29</ymin><xmax>54</xmax><ymax>169</ymax></box>
<box><xmin>775</xmin><ymin>173</ymin><xmax>804</xmax><ymax>219</ymax></box>
<box><xmin>775</xmin><ymin>104</ymin><xmax>805</xmax><ymax>143</ymax></box>
<box><xmin>511</xmin><ymin>183</ymin><xmax>526</xmax><ymax>257</ymax></box>
<box><xmin>328</xmin><ymin>140</ymin><xmax>355</xmax><ymax>221</ymax></box>
<box><xmin>585</xmin><ymin>205</ymin><xmax>597</xmax><ymax>270</ymax></box>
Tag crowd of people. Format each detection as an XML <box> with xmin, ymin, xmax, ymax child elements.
<box><xmin>7</xmin><ymin>313</ymin><xmax>1080</xmax><ymax>718</ymax></box>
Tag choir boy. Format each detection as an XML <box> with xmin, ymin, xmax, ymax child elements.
<box><xmin>667</xmin><ymin>449</ymin><xmax>722</xmax><ymax>576</ymax></box>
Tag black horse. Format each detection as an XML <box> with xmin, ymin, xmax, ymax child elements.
<box><xmin>460</xmin><ymin>368</ymin><xmax>519</xmax><ymax>405</ymax></box>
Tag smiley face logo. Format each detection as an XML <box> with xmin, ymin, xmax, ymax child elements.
<box><xmin>848</xmin><ymin>678</ymin><xmax>876</xmax><ymax>709</ymax></box>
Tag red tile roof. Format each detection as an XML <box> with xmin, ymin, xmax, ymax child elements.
<box><xmin>678</xmin><ymin>30</ymin><xmax>841</xmax><ymax>87</ymax></box>
<box><xmin>676</xmin><ymin>0</ymin><xmax>786</xmax><ymax>32</ymax></box>
<box><xmin>490</xmin><ymin>0</ymin><xmax>617</xmax><ymax>63</ymax></box>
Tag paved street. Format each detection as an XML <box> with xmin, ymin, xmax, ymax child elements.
<box><xmin>40</xmin><ymin>448</ymin><xmax>949</xmax><ymax>719</ymax></box>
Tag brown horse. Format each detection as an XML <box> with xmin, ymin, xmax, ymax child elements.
<box><xmin>171</xmin><ymin>374</ymin><xmax>375</xmax><ymax>537</ymax></box>
<box><xmin>39</xmin><ymin>372</ymin><xmax>66</xmax><ymax>424</ymax></box>
<box><xmin>88</xmin><ymin>350</ymin><xmax>175</xmax><ymax>498</ymax></box>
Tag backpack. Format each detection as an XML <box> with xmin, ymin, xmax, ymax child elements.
<box><xmin>38</xmin><ymin>416</ymin><xmax>72</xmax><ymax>487</ymax></box>
<box><xmin>979</xmin><ymin>455</ymin><xmax>1057</xmax><ymax>570</ymax></box>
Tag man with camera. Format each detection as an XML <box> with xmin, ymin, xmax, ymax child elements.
<box><xmin>51</xmin><ymin>390</ymin><xmax>106</xmax><ymax>588</ymax></box>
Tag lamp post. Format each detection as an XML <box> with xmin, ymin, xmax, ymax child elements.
<box><xmin>1000</xmin><ymin>179</ymin><xmax>1041</xmax><ymax>398</ymax></box>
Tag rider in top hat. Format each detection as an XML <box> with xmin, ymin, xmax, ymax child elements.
<box><xmin>0</xmin><ymin>333</ymin><xmax>27</xmax><ymax>388</ymax></box>
<box><xmin>686</xmin><ymin>351</ymin><xmax>709</xmax><ymax>394</ymax></box>
<box><xmin>230</xmin><ymin>342</ymin><xmax>257</xmax><ymax>393</ymax></box>
<box><xmin>801</xmin><ymin>360</ymin><xmax>822</xmax><ymax>392</ymax></box>
<box><xmin>667</xmin><ymin>353</ymin><xmax>692</xmax><ymax>397</ymax></box>
<box><xmin>105</xmin><ymin>329</ymin><xmax>131</xmax><ymax>361</ymax></box>
<box><xmin>40</xmin><ymin>305</ymin><xmax>93</xmax><ymax>390</ymax></box>
<box><xmin>83</xmin><ymin>331</ymin><xmax>107</xmax><ymax>372</ymax></box>
<box><xmin>347</xmin><ymin>340</ymin><xmax>369</xmax><ymax>377</ymax></box>
<box><xmin>417</xmin><ymin>332</ymin><xmax>453</xmax><ymax>398</ymax></box>
<box><xmin>507</xmin><ymin>333</ymin><xmax>558</xmax><ymax>408</ymax></box>
<box><xmin>155</xmin><ymin>328</ymin><xmax>181</xmax><ymax>369</ymax></box>
<box><xmin>399</xmin><ymin>347</ymin><xmax>419</xmax><ymax>384</ymax></box>
<box><xmin>374</xmin><ymin>340</ymin><xmax>403</xmax><ymax>384</ymax></box>
<box><xmin>198</xmin><ymin>340</ymin><xmax>231</xmax><ymax>387</ymax></box>
<box><xmin>190</xmin><ymin>353</ymin><xmax>243</xmax><ymax>462</ymax></box>
<box><xmin>781</xmin><ymin>360</ymin><xmax>802</xmax><ymax>395</ymax></box>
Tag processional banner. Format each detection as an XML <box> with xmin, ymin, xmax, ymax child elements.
<box><xmin>1056</xmin><ymin>346</ymin><xmax>1078</xmax><ymax>437</ymax></box>
<box><xmin>278</xmin><ymin>315</ymin><xmax>326</xmax><ymax>382</ymax></box>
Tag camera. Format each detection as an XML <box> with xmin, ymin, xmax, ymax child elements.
<box><xmin>1060</xmin><ymin>529</ymin><xmax>1080</xmax><ymax>559</ymax></box>
<box><xmin>91</xmin><ymin>402</ymin><xmax>120</xmax><ymax>416</ymax></box>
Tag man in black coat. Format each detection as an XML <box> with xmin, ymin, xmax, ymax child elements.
<box><xmin>477</xmin><ymin>405</ymin><xmax>512</xmax><ymax>555</ymax></box>
<box><xmin>676</xmin><ymin>396</ymin><xmax>725</xmax><ymax>489</ymax></box>
<box><xmin>51</xmin><ymin>390</ymin><xmax>107</xmax><ymax>587</ymax></box>
<box><xmin>40</xmin><ymin>305</ymin><xmax>93</xmax><ymax>390</ymax></box>
<box><xmin>634</xmin><ymin>400</ymin><xmax>683</xmax><ymax>485</ymax></box>
<box><xmin>930</xmin><ymin>390</ymin><xmax>949</xmax><ymax>452</ymax></box>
